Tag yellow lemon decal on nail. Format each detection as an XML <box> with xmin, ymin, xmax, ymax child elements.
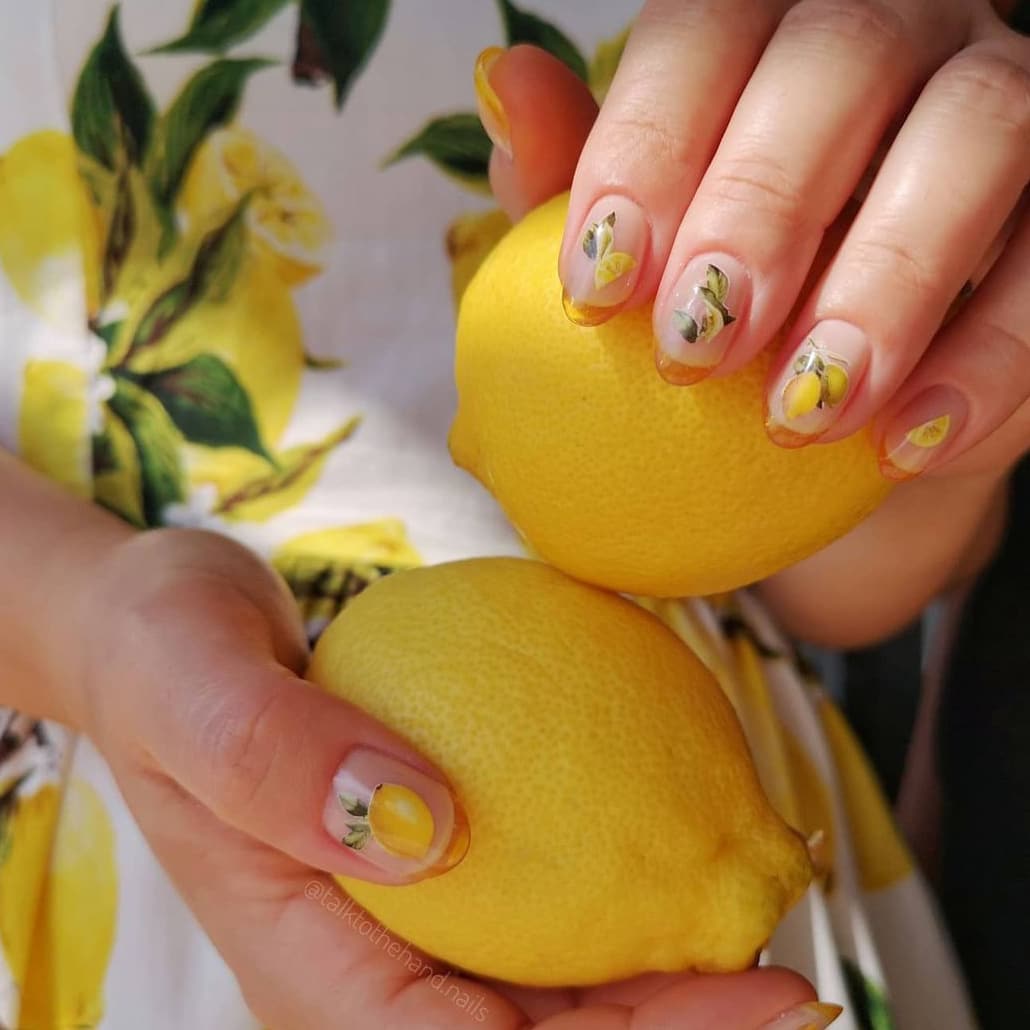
<box><xmin>823</xmin><ymin>363</ymin><xmax>849</xmax><ymax>407</ymax></box>
<box><xmin>368</xmin><ymin>784</ymin><xmax>436</xmax><ymax>859</ymax></box>
<box><xmin>783</xmin><ymin>370</ymin><xmax>823</xmax><ymax>420</ymax></box>
<box><xmin>594</xmin><ymin>250</ymin><xmax>636</xmax><ymax>289</ymax></box>
<box><xmin>905</xmin><ymin>414</ymin><xmax>950</xmax><ymax>448</ymax></box>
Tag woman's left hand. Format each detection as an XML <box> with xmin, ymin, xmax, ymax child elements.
<box><xmin>481</xmin><ymin>0</ymin><xmax>1029</xmax><ymax>484</ymax></box>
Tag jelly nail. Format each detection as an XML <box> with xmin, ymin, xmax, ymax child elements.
<box><xmin>880</xmin><ymin>384</ymin><xmax>967</xmax><ymax>481</ymax></box>
<box><xmin>655</xmin><ymin>255</ymin><xmax>748</xmax><ymax>384</ymax></box>
<box><xmin>323</xmin><ymin>747</ymin><xmax>469</xmax><ymax>881</ymax></box>
<box><xmin>561</xmin><ymin>196</ymin><xmax>647</xmax><ymax>326</ymax></box>
<box><xmin>766</xmin><ymin>321</ymin><xmax>868</xmax><ymax>447</ymax></box>
<box><xmin>474</xmin><ymin>47</ymin><xmax>511</xmax><ymax>158</ymax></box>
<box><xmin>757</xmin><ymin>1001</ymin><xmax>843</xmax><ymax>1029</ymax></box>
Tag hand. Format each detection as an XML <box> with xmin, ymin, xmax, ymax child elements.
<box><xmin>479</xmin><ymin>0</ymin><xmax>1029</xmax><ymax>484</ymax></box>
<box><xmin>65</xmin><ymin>527</ymin><xmax>819</xmax><ymax>1029</ymax></box>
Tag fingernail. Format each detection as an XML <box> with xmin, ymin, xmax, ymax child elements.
<box><xmin>324</xmin><ymin>747</ymin><xmax>469</xmax><ymax>881</ymax></box>
<box><xmin>766</xmin><ymin>321</ymin><xmax>868</xmax><ymax>447</ymax></box>
<box><xmin>561</xmin><ymin>196</ymin><xmax>648</xmax><ymax>326</ymax></box>
<box><xmin>654</xmin><ymin>254</ymin><xmax>748</xmax><ymax>384</ymax></box>
<box><xmin>474</xmin><ymin>47</ymin><xmax>512</xmax><ymax>158</ymax></box>
<box><xmin>880</xmin><ymin>384</ymin><xmax>967</xmax><ymax>481</ymax></box>
<box><xmin>757</xmin><ymin>1001</ymin><xmax>843</xmax><ymax>1029</ymax></box>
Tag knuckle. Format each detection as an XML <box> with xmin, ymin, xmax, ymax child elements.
<box><xmin>847</xmin><ymin>230</ymin><xmax>936</xmax><ymax>299</ymax></box>
<box><xmin>204</xmin><ymin>684</ymin><xmax>292</xmax><ymax>820</ymax></box>
<box><xmin>933</xmin><ymin>47</ymin><xmax>1030</xmax><ymax>137</ymax></box>
<box><xmin>707</xmin><ymin>152</ymin><xmax>809</xmax><ymax>233</ymax></box>
<box><xmin>600</xmin><ymin>102</ymin><xmax>694</xmax><ymax>171</ymax></box>
<box><xmin>780</xmin><ymin>0</ymin><xmax>908</xmax><ymax>56</ymax></box>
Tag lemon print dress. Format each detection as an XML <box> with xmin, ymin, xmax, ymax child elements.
<box><xmin>0</xmin><ymin>3</ymin><xmax>978</xmax><ymax>1028</ymax></box>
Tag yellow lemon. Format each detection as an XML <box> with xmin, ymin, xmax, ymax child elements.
<box><xmin>180</xmin><ymin>126</ymin><xmax>330</xmax><ymax>287</ymax></box>
<box><xmin>445</xmin><ymin>209</ymin><xmax>511</xmax><ymax>309</ymax></box>
<box><xmin>20</xmin><ymin>778</ymin><xmax>118</xmax><ymax>1028</ymax></box>
<box><xmin>451</xmin><ymin>194</ymin><xmax>891</xmax><ymax>596</ymax></box>
<box><xmin>0</xmin><ymin>131</ymin><xmax>102</xmax><ymax>323</ymax></box>
<box><xmin>824</xmin><ymin>363</ymin><xmax>849</xmax><ymax>407</ymax></box>
<box><xmin>309</xmin><ymin>558</ymin><xmax>811</xmax><ymax>986</ymax></box>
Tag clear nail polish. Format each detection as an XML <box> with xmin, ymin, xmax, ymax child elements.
<box><xmin>323</xmin><ymin>747</ymin><xmax>469</xmax><ymax>881</ymax></box>
<box><xmin>474</xmin><ymin>47</ymin><xmax>511</xmax><ymax>158</ymax></box>
<box><xmin>766</xmin><ymin>321</ymin><xmax>868</xmax><ymax>447</ymax></box>
<box><xmin>560</xmin><ymin>196</ymin><xmax>648</xmax><ymax>326</ymax></box>
<box><xmin>655</xmin><ymin>254</ymin><xmax>748</xmax><ymax>384</ymax></box>
<box><xmin>880</xmin><ymin>384</ymin><xmax>968</xmax><ymax>481</ymax></box>
<box><xmin>757</xmin><ymin>1001</ymin><xmax>843</xmax><ymax>1029</ymax></box>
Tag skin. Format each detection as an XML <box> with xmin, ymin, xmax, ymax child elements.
<box><xmin>3</xmin><ymin>1</ymin><xmax>1026</xmax><ymax>1024</ymax></box>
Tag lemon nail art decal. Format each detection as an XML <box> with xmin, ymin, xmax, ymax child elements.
<box><xmin>561</xmin><ymin>197</ymin><xmax>647</xmax><ymax>325</ymax></box>
<box><xmin>338</xmin><ymin>784</ymin><xmax>436</xmax><ymax>860</ymax></box>
<box><xmin>582</xmin><ymin>212</ymin><xmax>637</xmax><ymax>289</ymax></box>
<box><xmin>324</xmin><ymin>748</ymin><xmax>468</xmax><ymax>878</ymax></box>
<box><xmin>905</xmin><ymin>414</ymin><xmax>950</xmax><ymax>448</ymax></box>
<box><xmin>672</xmin><ymin>264</ymin><xmax>736</xmax><ymax>345</ymax></box>
<box><xmin>780</xmin><ymin>339</ymin><xmax>850</xmax><ymax>421</ymax></box>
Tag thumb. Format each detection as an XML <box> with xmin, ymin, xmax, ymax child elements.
<box><xmin>477</xmin><ymin>44</ymin><xmax>598</xmax><ymax>221</ymax></box>
<box><xmin>133</xmin><ymin>605</ymin><xmax>469</xmax><ymax>886</ymax></box>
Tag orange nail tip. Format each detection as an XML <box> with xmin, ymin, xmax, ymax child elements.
<box><xmin>654</xmin><ymin>350</ymin><xmax>714</xmax><ymax>387</ymax></box>
<box><xmin>474</xmin><ymin>47</ymin><xmax>511</xmax><ymax>157</ymax></box>
<box><xmin>758</xmin><ymin>1001</ymin><xmax>844</xmax><ymax>1029</ymax></box>
<box><xmin>560</xmin><ymin>289</ymin><xmax>614</xmax><ymax>327</ymax></box>
<box><xmin>765</xmin><ymin>419</ymin><xmax>816</xmax><ymax>449</ymax></box>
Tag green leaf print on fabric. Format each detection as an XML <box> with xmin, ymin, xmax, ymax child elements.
<box><xmin>385</xmin><ymin>114</ymin><xmax>492</xmax><ymax>191</ymax></box>
<box><xmin>71</xmin><ymin>5</ymin><xmax>155</xmax><ymax>170</ymax></box>
<box><xmin>135</xmin><ymin>354</ymin><xmax>275</xmax><ymax>463</ymax></box>
<box><xmin>843</xmin><ymin>958</ymin><xmax>897</xmax><ymax>1030</ymax></box>
<box><xmin>150</xmin><ymin>0</ymin><xmax>294</xmax><ymax>55</ymax></box>
<box><xmin>292</xmin><ymin>0</ymin><xmax>391</xmax><ymax>108</ymax></box>
<box><xmin>107</xmin><ymin>376</ymin><xmax>187</xmax><ymax>525</ymax></box>
<box><xmin>496</xmin><ymin>0</ymin><xmax>587</xmax><ymax>81</ymax></box>
<box><xmin>145</xmin><ymin>58</ymin><xmax>273</xmax><ymax>231</ymax></box>
<box><xmin>125</xmin><ymin>197</ymin><xmax>250</xmax><ymax>360</ymax></box>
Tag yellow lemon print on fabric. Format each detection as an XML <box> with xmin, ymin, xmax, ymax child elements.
<box><xmin>181</xmin><ymin>126</ymin><xmax>331</xmax><ymax>287</ymax></box>
<box><xmin>0</xmin><ymin>781</ymin><xmax>61</xmax><ymax>995</ymax></box>
<box><xmin>0</xmin><ymin>131</ymin><xmax>102</xmax><ymax>324</ymax></box>
<box><xmin>120</xmin><ymin>251</ymin><xmax>305</xmax><ymax>450</ymax></box>
<box><xmin>819</xmin><ymin>698</ymin><xmax>913</xmax><ymax>892</ymax></box>
<box><xmin>18</xmin><ymin>361</ymin><xmax>93</xmax><ymax>497</ymax></box>
<box><xmin>20</xmin><ymin>778</ymin><xmax>118</xmax><ymax>1030</ymax></box>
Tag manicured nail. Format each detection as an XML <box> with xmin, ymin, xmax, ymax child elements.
<box><xmin>655</xmin><ymin>255</ymin><xmax>748</xmax><ymax>384</ymax></box>
<box><xmin>880</xmin><ymin>384</ymin><xmax>967</xmax><ymax>481</ymax></box>
<box><xmin>323</xmin><ymin>747</ymin><xmax>469</xmax><ymax>880</ymax></box>
<box><xmin>561</xmin><ymin>197</ymin><xmax>648</xmax><ymax>326</ymax></box>
<box><xmin>474</xmin><ymin>47</ymin><xmax>511</xmax><ymax>158</ymax></box>
<box><xmin>757</xmin><ymin>1001</ymin><xmax>843</xmax><ymax>1029</ymax></box>
<box><xmin>766</xmin><ymin>321</ymin><xmax>868</xmax><ymax>447</ymax></box>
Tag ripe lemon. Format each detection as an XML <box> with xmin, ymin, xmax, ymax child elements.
<box><xmin>180</xmin><ymin>126</ymin><xmax>330</xmax><ymax>287</ymax></box>
<box><xmin>450</xmin><ymin>194</ymin><xmax>891</xmax><ymax>597</ymax></box>
<box><xmin>309</xmin><ymin>558</ymin><xmax>811</xmax><ymax>986</ymax></box>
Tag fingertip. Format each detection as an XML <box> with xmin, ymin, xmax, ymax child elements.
<box><xmin>481</xmin><ymin>45</ymin><xmax>597</xmax><ymax>221</ymax></box>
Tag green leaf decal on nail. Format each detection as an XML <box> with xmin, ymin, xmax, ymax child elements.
<box><xmin>705</xmin><ymin>264</ymin><xmax>729</xmax><ymax>303</ymax></box>
<box><xmin>338</xmin><ymin>792</ymin><xmax>369</xmax><ymax>818</ymax></box>
<box><xmin>674</xmin><ymin>310</ymin><xmax>699</xmax><ymax>343</ymax></box>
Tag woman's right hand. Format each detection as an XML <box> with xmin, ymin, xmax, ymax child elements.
<box><xmin>57</xmin><ymin>524</ymin><xmax>819</xmax><ymax>1029</ymax></box>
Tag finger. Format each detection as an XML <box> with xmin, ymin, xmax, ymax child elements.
<box><xmin>124</xmin><ymin>592</ymin><xmax>469</xmax><ymax>885</ymax></box>
<box><xmin>764</xmin><ymin>28</ymin><xmax>1030</xmax><ymax>446</ymax></box>
<box><xmin>557</xmin><ymin>0</ymin><xmax>787</xmax><ymax>326</ymax></box>
<box><xmin>875</xmin><ymin>205</ymin><xmax>1030</xmax><ymax>481</ymax></box>
<box><xmin>478</xmin><ymin>45</ymin><xmax>597</xmax><ymax>222</ymax></box>
<box><xmin>123</xmin><ymin>772</ymin><xmax>525</xmax><ymax>1030</ymax></box>
<box><xmin>652</xmin><ymin>0</ymin><xmax>973</xmax><ymax>386</ymax></box>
